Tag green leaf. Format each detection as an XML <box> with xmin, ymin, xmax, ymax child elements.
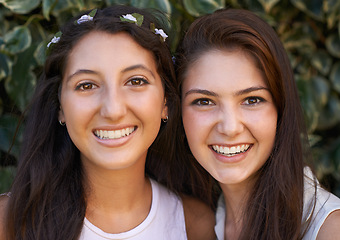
<box><xmin>131</xmin><ymin>0</ymin><xmax>172</xmax><ymax>15</ymax></box>
<box><xmin>330</xmin><ymin>61</ymin><xmax>340</xmax><ymax>93</ymax></box>
<box><xmin>282</xmin><ymin>29</ymin><xmax>317</xmax><ymax>55</ymax></box>
<box><xmin>132</xmin><ymin>13</ymin><xmax>144</xmax><ymax>26</ymax></box>
<box><xmin>291</xmin><ymin>0</ymin><xmax>324</xmax><ymax>21</ymax></box>
<box><xmin>51</xmin><ymin>0</ymin><xmax>86</xmax><ymax>25</ymax></box>
<box><xmin>0</xmin><ymin>53</ymin><xmax>12</xmax><ymax>80</ymax></box>
<box><xmin>307</xmin><ymin>134</ymin><xmax>322</xmax><ymax>147</ymax></box>
<box><xmin>0</xmin><ymin>167</ymin><xmax>16</xmax><ymax>193</ymax></box>
<box><xmin>311</xmin><ymin>76</ymin><xmax>330</xmax><ymax>108</ymax></box>
<box><xmin>0</xmin><ymin>114</ymin><xmax>22</xmax><ymax>158</ymax></box>
<box><xmin>34</xmin><ymin>41</ymin><xmax>47</xmax><ymax>66</ymax></box>
<box><xmin>5</xmin><ymin>46</ymin><xmax>37</xmax><ymax>111</ymax></box>
<box><xmin>242</xmin><ymin>0</ymin><xmax>264</xmax><ymax>12</ymax></box>
<box><xmin>0</xmin><ymin>0</ymin><xmax>41</xmax><ymax>14</ymax></box>
<box><xmin>297</xmin><ymin>77</ymin><xmax>319</xmax><ymax>132</ymax></box>
<box><xmin>258</xmin><ymin>0</ymin><xmax>280</xmax><ymax>13</ymax></box>
<box><xmin>183</xmin><ymin>0</ymin><xmax>225</xmax><ymax>17</ymax></box>
<box><xmin>105</xmin><ymin>0</ymin><xmax>131</xmax><ymax>5</ymax></box>
<box><xmin>324</xmin><ymin>0</ymin><xmax>340</xmax><ymax>29</ymax></box>
<box><xmin>42</xmin><ymin>0</ymin><xmax>58</xmax><ymax>20</ymax></box>
<box><xmin>88</xmin><ymin>8</ymin><xmax>97</xmax><ymax>17</ymax></box>
<box><xmin>326</xmin><ymin>34</ymin><xmax>340</xmax><ymax>58</ymax></box>
<box><xmin>317</xmin><ymin>93</ymin><xmax>340</xmax><ymax>130</ymax></box>
<box><xmin>4</xmin><ymin>26</ymin><xmax>32</xmax><ymax>54</ymax></box>
<box><xmin>310</xmin><ymin>50</ymin><xmax>333</xmax><ymax>76</ymax></box>
<box><xmin>297</xmin><ymin>75</ymin><xmax>330</xmax><ymax>132</ymax></box>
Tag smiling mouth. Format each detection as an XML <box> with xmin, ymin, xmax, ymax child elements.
<box><xmin>211</xmin><ymin>144</ymin><xmax>252</xmax><ymax>157</ymax></box>
<box><xmin>94</xmin><ymin>127</ymin><xmax>136</xmax><ymax>140</ymax></box>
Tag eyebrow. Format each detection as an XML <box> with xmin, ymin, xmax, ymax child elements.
<box><xmin>122</xmin><ymin>64</ymin><xmax>155</xmax><ymax>79</ymax></box>
<box><xmin>184</xmin><ymin>89</ymin><xmax>219</xmax><ymax>97</ymax></box>
<box><xmin>184</xmin><ymin>86</ymin><xmax>269</xmax><ymax>98</ymax></box>
<box><xmin>66</xmin><ymin>69</ymin><xmax>98</xmax><ymax>82</ymax></box>
<box><xmin>234</xmin><ymin>86</ymin><xmax>269</xmax><ymax>96</ymax></box>
<box><xmin>66</xmin><ymin>64</ymin><xmax>155</xmax><ymax>82</ymax></box>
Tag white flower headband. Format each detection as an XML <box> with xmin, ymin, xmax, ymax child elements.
<box><xmin>120</xmin><ymin>13</ymin><xmax>168</xmax><ymax>42</ymax></box>
<box><xmin>47</xmin><ymin>9</ymin><xmax>168</xmax><ymax>48</ymax></box>
<box><xmin>47</xmin><ymin>9</ymin><xmax>97</xmax><ymax>48</ymax></box>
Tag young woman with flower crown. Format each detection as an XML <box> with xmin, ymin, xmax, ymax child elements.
<box><xmin>0</xmin><ymin>5</ymin><xmax>215</xmax><ymax>240</ymax></box>
<box><xmin>176</xmin><ymin>8</ymin><xmax>340</xmax><ymax>240</ymax></box>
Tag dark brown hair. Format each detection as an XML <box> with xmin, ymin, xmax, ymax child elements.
<box><xmin>176</xmin><ymin>8</ymin><xmax>313</xmax><ymax>239</ymax></box>
<box><xmin>5</xmin><ymin>5</ymin><xmax>184</xmax><ymax>240</ymax></box>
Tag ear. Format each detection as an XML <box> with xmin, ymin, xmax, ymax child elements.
<box><xmin>58</xmin><ymin>106</ymin><xmax>65</xmax><ymax>123</ymax></box>
<box><xmin>161</xmin><ymin>98</ymin><xmax>168</xmax><ymax>120</ymax></box>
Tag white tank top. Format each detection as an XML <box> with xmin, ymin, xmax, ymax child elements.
<box><xmin>302</xmin><ymin>167</ymin><xmax>340</xmax><ymax>239</ymax></box>
<box><xmin>79</xmin><ymin>179</ymin><xmax>187</xmax><ymax>240</ymax></box>
<box><xmin>214</xmin><ymin>167</ymin><xmax>340</xmax><ymax>240</ymax></box>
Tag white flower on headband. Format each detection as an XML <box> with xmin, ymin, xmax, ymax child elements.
<box><xmin>154</xmin><ymin>28</ymin><xmax>168</xmax><ymax>42</ymax></box>
<box><xmin>120</xmin><ymin>13</ymin><xmax>144</xmax><ymax>26</ymax></box>
<box><xmin>77</xmin><ymin>15</ymin><xmax>93</xmax><ymax>24</ymax></box>
<box><xmin>47</xmin><ymin>31</ymin><xmax>62</xmax><ymax>48</ymax></box>
<box><xmin>47</xmin><ymin>36</ymin><xmax>60</xmax><ymax>48</ymax></box>
<box><xmin>76</xmin><ymin>9</ymin><xmax>97</xmax><ymax>24</ymax></box>
<box><xmin>122</xmin><ymin>14</ymin><xmax>137</xmax><ymax>23</ymax></box>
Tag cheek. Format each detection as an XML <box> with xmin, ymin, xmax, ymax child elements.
<box><xmin>182</xmin><ymin>107</ymin><xmax>210</xmax><ymax>149</ymax></box>
<box><xmin>247</xmin><ymin>107</ymin><xmax>277</xmax><ymax>151</ymax></box>
<box><xmin>62</xmin><ymin>98</ymin><xmax>90</xmax><ymax>120</ymax></box>
<box><xmin>182</xmin><ymin>107</ymin><xmax>196</xmax><ymax>140</ymax></box>
<box><xmin>132</xmin><ymin>91</ymin><xmax>164</xmax><ymax>128</ymax></box>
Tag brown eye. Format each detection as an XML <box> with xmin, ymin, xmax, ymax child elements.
<box><xmin>247</xmin><ymin>97</ymin><xmax>258</xmax><ymax>104</ymax></box>
<box><xmin>82</xmin><ymin>83</ymin><xmax>93</xmax><ymax>90</ymax></box>
<box><xmin>131</xmin><ymin>79</ymin><xmax>142</xmax><ymax>85</ymax></box>
<box><xmin>127</xmin><ymin>77</ymin><xmax>149</xmax><ymax>86</ymax></box>
<box><xmin>199</xmin><ymin>99</ymin><xmax>211</xmax><ymax>105</ymax></box>
<box><xmin>242</xmin><ymin>96</ymin><xmax>265</xmax><ymax>105</ymax></box>
<box><xmin>191</xmin><ymin>98</ymin><xmax>214</xmax><ymax>106</ymax></box>
<box><xmin>75</xmin><ymin>82</ymin><xmax>97</xmax><ymax>91</ymax></box>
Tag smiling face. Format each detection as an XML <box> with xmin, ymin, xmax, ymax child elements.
<box><xmin>59</xmin><ymin>31</ymin><xmax>167</xmax><ymax>173</ymax></box>
<box><xmin>182</xmin><ymin>49</ymin><xmax>277</xmax><ymax>188</ymax></box>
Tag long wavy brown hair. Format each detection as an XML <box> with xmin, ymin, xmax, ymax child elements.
<box><xmin>176</xmin><ymin>8</ymin><xmax>314</xmax><ymax>239</ymax></box>
<box><xmin>4</xmin><ymin>5</ymin><xmax>211</xmax><ymax>240</ymax></box>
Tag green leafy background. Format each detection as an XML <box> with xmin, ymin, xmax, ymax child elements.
<box><xmin>0</xmin><ymin>0</ymin><xmax>340</xmax><ymax>198</ymax></box>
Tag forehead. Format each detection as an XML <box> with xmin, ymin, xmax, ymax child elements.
<box><xmin>65</xmin><ymin>31</ymin><xmax>157</xmax><ymax>74</ymax></box>
<box><xmin>183</xmin><ymin>49</ymin><xmax>267</xmax><ymax>92</ymax></box>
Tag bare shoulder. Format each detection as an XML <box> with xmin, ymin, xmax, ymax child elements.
<box><xmin>0</xmin><ymin>194</ymin><xmax>9</xmax><ymax>239</ymax></box>
<box><xmin>181</xmin><ymin>194</ymin><xmax>216</xmax><ymax>240</ymax></box>
<box><xmin>316</xmin><ymin>210</ymin><xmax>340</xmax><ymax>240</ymax></box>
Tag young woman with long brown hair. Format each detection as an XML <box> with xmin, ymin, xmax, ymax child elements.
<box><xmin>0</xmin><ymin>5</ymin><xmax>214</xmax><ymax>240</ymax></box>
<box><xmin>176</xmin><ymin>8</ymin><xmax>340</xmax><ymax>239</ymax></box>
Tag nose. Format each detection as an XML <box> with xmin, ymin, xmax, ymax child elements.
<box><xmin>216</xmin><ymin>105</ymin><xmax>244</xmax><ymax>137</ymax></box>
<box><xmin>100</xmin><ymin>86</ymin><xmax>127</xmax><ymax>121</ymax></box>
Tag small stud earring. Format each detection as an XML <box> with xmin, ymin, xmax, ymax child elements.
<box><xmin>162</xmin><ymin>116</ymin><xmax>168</xmax><ymax>123</ymax></box>
<box><xmin>59</xmin><ymin>120</ymin><xmax>66</xmax><ymax>126</ymax></box>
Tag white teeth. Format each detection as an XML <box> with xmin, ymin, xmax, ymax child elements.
<box><xmin>94</xmin><ymin>127</ymin><xmax>135</xmax><ymax>140</ymax></box>
<box><xmin>212</xmin><ymin>144</ymin><xmax>251</xmax><ymax>156</ymax></box>
<box><xmin>114</xmin><ymin>130</ymin><xmax>121</xmax><ymax>138</ymax></box>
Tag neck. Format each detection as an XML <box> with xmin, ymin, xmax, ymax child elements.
<box><xmin>83</xmin><ymin>158</ymin><xmax>152</xmax><ymax>233</ymax></box>
<box><xmin>220</xmin><ymin>180</ymin><xmax>255</xmax><ymax>239</ymax></box>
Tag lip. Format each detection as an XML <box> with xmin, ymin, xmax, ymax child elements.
<box><xmin>210</xmin><ymin>144</ymin><xmax>253</xmax><ymax>164</ymax></box>
<box><xmin>93</xmin><ymin>126</ymin><xmax>137</xmax><ymax>147</ymax></box>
